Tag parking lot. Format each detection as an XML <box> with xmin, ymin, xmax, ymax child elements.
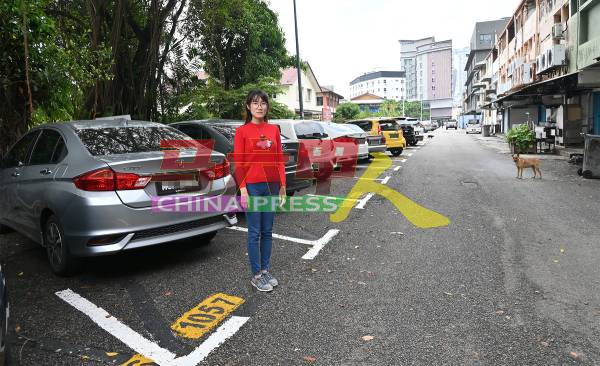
<box><xmin>4</xmin><ymin>130</ymin><xmax>600</xmax><ymax>365</ymax></box>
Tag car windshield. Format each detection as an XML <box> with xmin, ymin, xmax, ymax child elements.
<box><xmin>380</xmin><ymin>122</ymin><xmax>399</xmax><ymax>131</ymax></box>
<box><xmin>75</xmin><ymin>126</ymin><xmax>193</xmax><ymax>156</ymax></box>
<box><xmin>468</xmin><ymin>121</ymin><xmax>480</xmax><ymax>125</ymax></box>
<box><xmin>294</xmin><ymin>122</ymin><xmax>327</xmax><ymax>139</ymax></box>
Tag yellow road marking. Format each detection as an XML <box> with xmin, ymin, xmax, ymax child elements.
<box><xmin>332</xmin><ymin>152</ymin><xmax>451</xmax><ymax>228</ymax></box>
<box><xmin>122</xmin><ymin>292</ymin><xmax>245</xmax><ymax>364</ymax></box>
<box><xmin>121</xmin><ymin>354</ymin><xmax>156</xmax><ymax>366</ymax></box>
<box><xmin>171</xmin><ymin>293</ymin><xmax>245</xmax><ymax>340</ymax></box>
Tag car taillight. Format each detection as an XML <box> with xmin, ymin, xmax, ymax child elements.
<box><xmin>73</xmin><ymin>168</ymin><xmax>151</xmax><ymax>191</ymax></box>
<box><xmin>377</xmin><ymin>125</ymin><xmax>382</xmax><ymax>134</ymax></box>
<box><xmin>203</xmin><ymin>160</ymin><xmax>230</xmax><ymax>180</ymax></box>
<box><xmin>334</xmin><ymin>137</ymin><xmax>358</xmax><ymax>144</ymax></box>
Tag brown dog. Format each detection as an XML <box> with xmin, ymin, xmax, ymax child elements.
<box><xmin>512</xmin><ymin>154</ymin><xmax>542</xmax><ymax>179</ymax></box>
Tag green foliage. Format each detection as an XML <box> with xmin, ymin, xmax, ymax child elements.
<box><xmin>400</xmin><ymin>100</ymin><xmax>430</xmax><ymax>120</ymax></box>
<box><xmin>186</xmin><ymin>0</ymin><xmax>293</xmax><ymax>90</ymax></box>
<box><xmin>333</xmin><ymin>103</ymin><xmax>360</xmax><ymax>122</ymax></box>
<box><xmin>377</xmin><ymin>99</ymin><xmax>400</xmax><ymax>117</ymax></box>
<box><xmin>193</xmin><ymin>77</ymin><xmax>293</xmax><ymax>120</ymax></box>
<box><xmin>506</xmin><ymin>124</ymin><xmax>536</xmax><ymax>153</ymax></box>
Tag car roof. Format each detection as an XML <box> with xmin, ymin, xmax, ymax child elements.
<box><xmin>60</xmin><ymin>119</ymin><xmax>167</xmax><ymax>130</ymax></box>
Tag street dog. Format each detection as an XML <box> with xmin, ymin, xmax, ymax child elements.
<box><xmin>512</xmin><ymin>154</ymin><xmax>542</xmax><ymax>179</ymax></box>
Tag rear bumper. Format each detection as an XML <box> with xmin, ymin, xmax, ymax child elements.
<box><xmin>57</xmin><ymin>176</ymin><xmax>239</xmax><ymax>257</ymax></box>
<box><xmin>368</xmin><ymin>144</ymin><xmax>387</xmax><ymax>153</ymax></box>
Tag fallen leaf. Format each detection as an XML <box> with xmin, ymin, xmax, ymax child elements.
<box><xmin>106</xmin><ymin>352</ymin><xmax>119</xmax><ymax>357</ymax></box>
<box><xmin>164</xmin><ymin>291</ymin><xmax>172</xmax><ymax>297</ymax></box>
<box><xmin>569</xmin><ymin>351</ymin><xmax>582</xmax><ymax>361</ymax></box>
<box><xmin>15</xmin><ymin>325</ymin><xmax>21</xmax><ymax>332</ymax></box>
<box><xmin>560</xmin><ymin>248</ymin><xmax>565</xmax><ymax>254</ymax></box>
<box><xmin>367</xmin><ymin>272</ymin><xmax>375</xmax><ymax>277</ymax></box>
<box><xmin>362</xmin><ymin>335</ymin><xmax>374</xmax><ymax>341</ymax></box>
<box><xmin>444</xmin><ymin>292</ymin><xmax>453</xmax><ymax>296</ymax></box>
<box><xmin>541</xmin><ymin>341</ymin><xmax>549</xmax><ymax>347</ymax></box>
<box><xmin>495</xmin><ymin>310</ymin><xmax>505</xmax><ymax>315</ymax></box>
<box><xmin>311</xmin><ymin>268</ymin><xmax>318</xmax><ymax>272</ymax></box>
<box><xmin>357</xmin><ymin>281</ymin><xmax>367</xmax><ymax>285</ymax></box>
<box><xmin>303</xmin><ymin>355</ymin><xmax>317</xmax><ymax>363</ymax></box>
<box><xmin>81</xmin><ymin>355</ymin><xmax>89</xmax><ymax>360</ymax></box>
<box><xmin>553</xmin><ymin>259</ymin><xmax>559</xmax><ymax>263</ymax></box>
<box><xmin>17</xmin><ymin>272</ymin><xmax>24</xmax><ymax>276</ymax></box>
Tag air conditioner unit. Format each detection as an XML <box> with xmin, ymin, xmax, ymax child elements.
<box><xmin>547</xmin><ymin>44</ymin><xmax>567</xmax><ymax>68</ymax></box>
<box><xmin>552</xmin><ymin>23</ymin><xmax>564</xmax><ymax>40</ymax></box>
<box><xmin>507</xmin><ymin>62</ymin><xmax>515</xmax><ymax>77</ymax></box>
<box><xmin>536</xmin><ymin>54</ymin><xmax>547</xmax><ymax>74</ymax></box>
<box><xmin>522</xmin><ymin>63</ymin><xmax>533</xmax><ymax>84</ymax></box>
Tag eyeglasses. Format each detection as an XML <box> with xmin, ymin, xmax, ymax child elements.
<box><xmin>251</xmin><ymin>102</ymin><xmax>268</xmax><ymax>108</ymax></box>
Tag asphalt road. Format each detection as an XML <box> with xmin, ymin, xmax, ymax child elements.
<box><xmin>2</xmin><ymin>129</ymin><xmax>600</xmax><ymax>365</ymax></box>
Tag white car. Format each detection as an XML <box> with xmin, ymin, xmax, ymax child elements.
<box><xmin>320</xmin><ymin>122</ymin><xmax>370</xmax><ymax>161</ymax></box>
<box><xmin>466</xmin><ymin>120</ymin><xmax>482</xmax><ymax>134</ymax></box>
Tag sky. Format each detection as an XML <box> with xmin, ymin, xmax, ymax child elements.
<box><xmin>267</xmin><ymin>0</ymin><xmax>519</xmax><ymax>99</ymax></box>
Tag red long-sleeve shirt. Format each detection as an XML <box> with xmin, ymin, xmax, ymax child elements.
<box><xmin>232</xmin><ymin>122</ymin><xmax>286</xmax><ymax>189</ymax></box>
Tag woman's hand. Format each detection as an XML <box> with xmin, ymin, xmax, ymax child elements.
<box><xmin>279</xmin><ymin>186</ymin><xmax>287</xmax><ymax>208</ymax></box>
<box><xmin>240</xmin><ymin>187</ymin><xmax>249</xmax><ymax>210</ymax></box>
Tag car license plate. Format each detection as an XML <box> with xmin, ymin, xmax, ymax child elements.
<box><xmin>389</xmin><ymin>134</ymin><xmax>399</xmax><ymax>139</ymax></box>
<box><xmin>313</xmin><ymin>147</ymin><xmax>322</xmax><ymax>156</ymax></box>
<box><xmin>335</xmin><ymin>147</ymin><xmax>345</xmax><ymax>156</ymax></box>
<box><xmin>156</xmin><ymin>177</ymin><xmax>199</xmax><ymax>196</ymax></box>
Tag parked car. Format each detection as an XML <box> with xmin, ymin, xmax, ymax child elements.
<box><xmin>346</xmin><ymin>118</ymin><xmax>406</xmax><ymax>156</ymax></box>
<box><xmin>396</xmin><ymin>118</ymin><xmax>424</xmax><ymax>146</ymax></box>
<box><xmin>318</xmin><ymin>122</ymin><xmax>369</xmax><ymax>162</ymax></box>
<box><xmin>171</xmin><ymin>120</ymin><xmax>313</xmax><ymax>194</ymax></box>
<box><xmin>420</xmin><ymin>120</ymin><xmax>435</xmax><ymax>132</ymax></box>
<box><xmin>446</xmin><ymin>120</ymin><xmax>458</xmax><ymax>130</ymax></box>
<box><xmin>339</xmin><ymin>123</ymin><xmax>371</xmax><ymax>162</ymax></box>
<box><xmin>271</xmin><ymin>120</ymin><xmax>337</xmax><ymax>181</ymax></box>
<box><xmin>0</xmin><ymin>265</ymin><xmax>7</xmax><ymax>366</ymax></box>
<box><xmin>466</xmin><ymin>120</ymin><xmax>482</xmax><ymax>134</ymax></box>
<box><xmin>0</xmin><ymin>119</ymin><xmax>238</xmax><ymax>275</ymax></box>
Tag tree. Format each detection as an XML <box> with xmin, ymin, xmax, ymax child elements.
<box><xmin>191</xmin><ymin>76</ymin><xmax>293</xmax><ymax>120</ymax></box>
<box><xmin>186</xmin><ymin>0</ymin><xmax>293</xmax><ymax>90</ymax></box>
<box><xmin>333</xmin><ymin>103</ymin><xmax>360</xmax><ymax>122</ymax></box>
<box><xmin>400</xmin><ymin>100</ymin><xmax>430</xmax><ymax>120</ymax></box>
<box><xmin>378</xmin><ymin>99</ymin><xmax>400</xmax><ymax>117</ymax></box>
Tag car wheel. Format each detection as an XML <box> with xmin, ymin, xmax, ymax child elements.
<box><xmin>391</xmin><ymin>149</ymin><xmax>403</xmax><ymax>157</ymax></box>
<box><xmin>44</xmin><ymin>215</ymin><xmax>79</xmax><ymax>276</ymax></box>
<box><xmin>582</xmin><ymin>170</ymin><xmax>593</xmax><ymax>179</ymax></box>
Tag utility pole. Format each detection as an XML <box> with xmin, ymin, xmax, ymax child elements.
<box><xmin>293</xmin><ymin>0</ymin><xmax>304</xmax><ymax>119</ymax></box>
<box><xmin>420</xmin><ymin>100</ymin><xmax>423</xmax><ymax>120</ymax></box>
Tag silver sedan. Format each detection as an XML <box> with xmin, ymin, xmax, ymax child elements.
<box><xmin>0</xmin><ymin>119</ymin><xmax>237</xmax><ymax>275</ymax></box>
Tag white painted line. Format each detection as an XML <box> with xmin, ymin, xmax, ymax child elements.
<box><xmin>407</xmin><ymin>153</ymin><xmax>413</xmax><ymax>157</ymax></box>
<box><xmin>172</xmin><ymin>316</ymin><xmax>249</xmax><ymax>366</ymax></box>
<box><xmin>355</xmin><ymin>193</ymin><xmax>374</xmax><ymax>210</ymax></box>
<box><xmin>56</xmin><ymin>289</ymin><xmax>177</xmax><ymax>365</ymax></box>
<box><xmin>381</xmin><ymin>176</ymin><xmax>391</xmax><ymax>185</ymax></box>
<box><xmin>399</xmin><ymin>158</ymin><xmax>407</xmax><ymax>163</ymax></box>
<box><xmin>227</xmin><ymin>226</ymin><xmax>314</xmax><ymax>245</ymax></box>
<box><xmin>306</xmin><ymin>194</ymin><xmax>358</xmax><ymax>202</ymax></box>
<box><xmin>352</xmin><ymin>177</ymin><xmax>384</xmax><ymax>181</ymax></box>
<box><xmin>57</xmin><ymin>289</ymin><xmax>249</xmax><ymax>366</ymax></box>
<box><xmin>393</xmin><ymin>166</ymin><xmax>401</xmax><ymax>172</ymax></box>
<box><xmin>302</xmin><ymin>229</ymin><xmax>340</xmax><ymax>260</ymax></box>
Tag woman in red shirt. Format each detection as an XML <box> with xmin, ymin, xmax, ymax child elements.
<box><xmin>233</xmin><ymin>90</ymin><xmax>286</xmax><ymax>292</ymax></box>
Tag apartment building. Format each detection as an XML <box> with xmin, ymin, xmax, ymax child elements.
<box><xmin>400</xmin><ymin>37</ymin><xmax>454</xmax><ymax>121</ymax></box>
<box><xmin>317</xmin><ymin>86</ymin><xmax>344</xmax><ymax>121</ymax></box>
<box><xmin>463</xmin><ymin>19</ymin><xmax>511</xmax><ymax>122</ymax></box>
<box><xmin>480</xmin><ymin>0</ymin><xmax>600</xmax><ymax>144</ymax></box>
<box><xmin>349</xmin><ymin>71</ymin><xmax>407</xmax><ymax>101</ymax></box>
<box><xmin>453</xmin><ymin>47</ymin><xmax>470</xmax><ymax>106</ymax></box>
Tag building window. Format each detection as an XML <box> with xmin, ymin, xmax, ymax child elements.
<box><xmin>316</xmin><ymin>96</ymin><xmax>323</xmax><ymax>106</ymax></box>
<box><xmin>480</xmin><ymin>34</ymin><xmax>492</xmax><ymax>42</ymax></box>
<box><xmin>306</xmin><ymin>89</ymin><xmax>312</xmax><ymax>102</ymax></box>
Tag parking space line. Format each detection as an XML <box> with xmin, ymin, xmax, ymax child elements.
<box><xmin>227</xmin><ymin>226</ymin><xmax>339</xmax><ymax>260</ymax></box>
<box><xmin>407</xmin><ymin>153</ymin><xmax>413</xmax><ymax>157</ymax></box>
<box><xmin>381</xmin><ymin>176</ymin><xmax>391</xmax><ymax>185</ymax></box>
<box><xmin>306</xmin><ymin>194</ymin><xmax>358</xmax><ymax>202</ymax></box>
<box><xmin>302</xmin><ymin>229</ymin><xmax>340</xmax><ymax>260</ymax></box>
<box><xmin>355</xmin><ymin>193</ymin><xmax>374</xmax><ymax>210</ymax></box>
<box><xmin>58</xmin><ymin>289</ymin><xmax>249</xmax><ymax>366</ymax></box>
<box><xmin>394</xmin><ymin>166</ymin><xmax>401</xmax><ymax>172</ymax></box>
<box><xmin>352</xmin><ymin>177</ymin><xmax>384</xmax><ymax>181</ymax></box>
<box><xmin>56</xmin><ymin>289</ymin><xmax>176</xmax><ymax>365</ymax></box>
<box><xmin>227</xmin><ymin>226</ymin><xmax>314</xmax><ymax>245</ymax></box>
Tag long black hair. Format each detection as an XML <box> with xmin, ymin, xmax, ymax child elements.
<box><xmin>244</xmin><ymin>89</ymin><xmax>270</xmax><ymax>124</ymax></box>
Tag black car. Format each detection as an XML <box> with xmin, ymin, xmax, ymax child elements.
<box><xmin>398</xmin><ymin>124</ymin><xmax>419</xmax><ymax>146</ymax></box>
<box><xmin>171</xmin><ymin>120</ymin><xmax>313</xmax><ymax>195</ymax></box>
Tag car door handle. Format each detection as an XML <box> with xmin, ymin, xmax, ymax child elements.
<box><xmin>11</xmin><ymin>171</ymin><xmax>20</xmax><ymax>177</ymax></box>
<box><xmin>40</xmin><ymin>169</ymin><xmax>53</xmax><ymax>175</ymax></box>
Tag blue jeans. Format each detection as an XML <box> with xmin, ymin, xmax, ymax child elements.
<box><xmin>246</xmin><ymin>182</ymin><xmax>280</xmax><ymax>275</ymax></box>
